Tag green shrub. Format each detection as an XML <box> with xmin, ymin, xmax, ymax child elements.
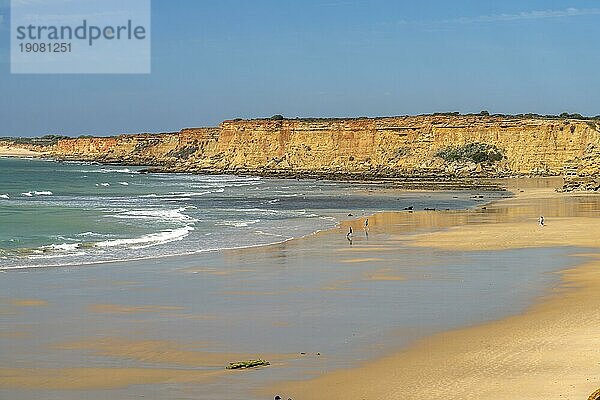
<box><xmin>2</xmin><ymin>134</ymin><xmax>69</xmax><ymax>146</ymax></box>
<box><xmin>436</xmin><ymin>143</ymin><xmax>504</xmax><ymax>164</ymax></box>
<box><xmin>270</xmin><ymin>114</ymin><xmax>284</xmax><ymax>120</ymax></box>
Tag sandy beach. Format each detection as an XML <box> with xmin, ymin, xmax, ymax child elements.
<box><xmin>0</xmin><ymin>146</ymin><xmax>46</xmax><ymax>157</ymax></box>
<box><xmin>274</xmin><ymin>187</ymin><xmax>600</xmax><ymax>400</ymax></box>
<box><xmin>2</xmin><ymin>179</ymin><xmax>599</xmax><ymax>399</ymax></box>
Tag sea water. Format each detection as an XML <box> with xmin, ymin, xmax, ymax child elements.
<box><xmin>0</xmin><ymin>157</ymin><xmax>504</xmax><ymax>270</ymax></box>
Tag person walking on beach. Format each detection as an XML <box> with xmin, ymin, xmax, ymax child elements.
<box><xmin>364</xmin><ymin>218</ymin><xmax>369</xmax><ymax>238</ymax></box>
<box><xmin>346</xmin><ymin>226</ymin><xmax>353</xmax><ymax>244</ymax></box>
<box><xmin>539</xmin><ymin>216</ymin><xmax>545</xmax><ymax>227</ymax></box>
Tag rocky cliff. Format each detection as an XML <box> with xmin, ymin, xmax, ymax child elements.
<box><xmin>22</xmin><ymin>115</ymin><xmax>600</xmax><ymax>189</ymax></box>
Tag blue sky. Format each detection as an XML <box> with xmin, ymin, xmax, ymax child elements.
<box><xmin>1</xmin><ymin>0</ymin><xmax>599</xmax><ymax>136</ymax></box>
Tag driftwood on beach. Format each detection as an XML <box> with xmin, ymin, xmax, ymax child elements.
<box><xmin>226</xmin><ymin>360</ymin><xmax>270</xmax><ymax>370</ymax></box>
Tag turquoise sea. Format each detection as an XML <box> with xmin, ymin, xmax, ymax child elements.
<box><xmin>0</xmin><ymin>157</ymin><xmax>503</xmax><ymax>270</ymax></box>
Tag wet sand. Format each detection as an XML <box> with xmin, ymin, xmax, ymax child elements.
<box><xmin>273</xmin><ymin>187</ymin><xmax>600</xmax><ymax>400</ymax></box>
<box><xmin>2</xmin><ymin>182</ymin><xmax>598</xmax><ymax>399</ymax></box>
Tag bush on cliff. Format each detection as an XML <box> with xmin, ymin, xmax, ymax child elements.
<box><xmin>560</xmin><ymin>112</ymin><xmax>585</xmax><ymax>119</ymax></box>
<box><xmin>270</xmin><ymin>114</ymin><xmax>284</xmax><ymax>120</ymax></box>
<box><xmin>436</xmin><ymin>143</ymin><xmax>504</xmax><ymax>164</ymax></box>
<box><xmin>2</xmin><ymin>134</ymin><xmax>69</xmax><ymax>146</ymax></box>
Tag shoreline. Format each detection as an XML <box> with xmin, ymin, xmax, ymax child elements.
<box><xmin>2</xmin><ymin>177</ymin><xmax>594</xmax><ymax>399</ymax></box>
<box><xmin>0</xmin><ymin>156</ymin><xmax>512</xmax><ymax>271</ymax></box>
<box><xmin>1</xmin><ymin>192</ymin><xmax>510</xmax><ymax>271</ymax></box>
<box><xmin>1</xmin><ymin>150</ymin><xmax>521</xmax><ymax>191</ymax></box>
<box><xmin>271</xmin><ymin>187</ymin><xmax>600</xmax><ymax>399</ymax></box>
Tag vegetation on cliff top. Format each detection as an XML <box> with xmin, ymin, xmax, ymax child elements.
<box><xmin>436</xmin><ymin>143</ymin><xmax>504</xmax><ymax>164</ymax></box>
<box><xmin>0</xmin><ymin>134</ymin><xmax>69</xmax><ymax>146</ymax></box>
<box><xmin>239</xmin><ymin>111</ymin><xmax>600</xmax><ymax>123</ymax></box>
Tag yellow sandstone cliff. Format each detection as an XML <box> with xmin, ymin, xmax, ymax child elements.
<box><xmin>12</xmin><ymin>115</ymin><xmax>600</xmax><ymax>189</ymax></box>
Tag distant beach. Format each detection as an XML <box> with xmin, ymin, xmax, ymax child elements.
<box><xmin>0</xmin><ymin>146</ymin><xmax>46</xmax><ymax>158</ymax></box>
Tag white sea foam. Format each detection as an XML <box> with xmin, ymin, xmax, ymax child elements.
<box><xmin>102</xmin><ymin>168</ymin><xmax>139</xmax><ymax>174</ymax></box>
<box><xmin>161</xmin><ymin>188</ymin><xmax>225</xmax><ymax>198</ymax></box>
<box><xmin>28</xmin><ymin>252</ymin><xmax>87</xmax><ymax>260</ymax></box>
<box><xmin>216</xmin><ymin>219</ymin><xmax>260</xmax><ymax>228</ymax></box>
<box><xmin>0</xmin><ymin>194</ymin><xmax>9</xmax><ymax>199</ymax></box>
<box><xmin>80</xmin><ymin>168</ymin><xmax>140</xmax><ymax>174</ymax></box>
<box><xmin>100</xmin><ymin>183</ymin><xmax>111</xmax><ymax>187</ymax></box>
<box><xmin>119</xmin><ymin>182</ymin><xmax>129</xmax><ymax>186</ymax></box>
<box><xmin>45</xmin><ymin>243</ymin><xmax>80</xmax><ymax>252</ymax></box>
<box><xmin>23</xmin><ymin>243</ymin><xmax>85</xmax><ymax>260</ymax></box>
<box><xmin>96</xmin><ymin>226</ymin><xmax>194</xmax><ymax>249</ymax></box>
<box><xmin>254</xmin><ymin>230</ymin><xmax>286</xmax><ymax>237</ymax></box>
<box><xmin>20</xmin><ymin>191</ymin><xmax>53</xmax><ymax>196</ymax></box>
<box><xmin>169</xmin><ymin>191</ymin><xmax>212</xmax><ymax>197</ymax></box>
<box><xmin>111</xmin><ymin>207</ymin><xmax>195</xmax><ymax>223</ymax></box>
<box><xmin>196</xmin><ymin>176</ymin><xmax>261</xmax><ymax>183</ymax></box>
<box><xmin>77</xmin><ymin>232</ymin><xmax>107</xmax><ymax>238</ymax></box>
<box><xmin>319</xmin><ymin>216</ymin><xmax>338</xmax><ymax>222</ymax></box>
<box><xmin>63</xmin><ymin>161</ymin><xmax>99</xmax><ymax>165</ymax></box>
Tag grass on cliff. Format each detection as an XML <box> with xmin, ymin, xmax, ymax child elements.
<box><xmin>0</xmin><ymin>134</ymin><xmax>69</xmax><ymax>146</ymax></box>
<box><xmin>436</xmin><ymin>143</ymin><xmax>504</xmax><ymax>164</ymax></box>
<box><xmin>241</xmin><ymin>111</ymin><xmax>600</xmax><ymax>123</ymax></box>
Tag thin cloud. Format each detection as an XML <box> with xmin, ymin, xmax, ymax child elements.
<box><xmin>399</xmin><ymin>7</ymin><xmax>600</xmax><ymax>26</ymax></box>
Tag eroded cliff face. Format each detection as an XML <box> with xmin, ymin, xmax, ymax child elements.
<box><xmin>51</xmin><ymin>128</ymin><xmax>219</xmax><ymax>167</ymax></box>
<box><xmin>41</xmin><ymin>115</ymin><xmax>600</xmax><ymax>187</ymax></box>
<box><xmin>200</xmin><ymin>116</ymin><xmax>599</xmax><ymax>176</ymax></box>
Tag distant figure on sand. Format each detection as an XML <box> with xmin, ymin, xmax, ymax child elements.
<box><xmin>364</xmin><ymin>218</ymin><xmax>369</xmax><ymax>238</ymax></box>
<box><xmin>346</xmin><ymin>226</ymin><xmax>353</xmax><ymax>244</ymax></box>
<box><xmin>539</xmin><ymin>216</ymin><xmax>545</xmax><ymax>227</ymax></box>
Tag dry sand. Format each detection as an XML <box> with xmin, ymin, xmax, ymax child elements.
<box><xmin>0</xmin><ymin>146</ymin><xmax>45</xmax><ymax>157</ymax></box>
<box><xmin>273</xmin><ymin>188</ymin><xmax>600</xmax><ymax>400</ymax></box>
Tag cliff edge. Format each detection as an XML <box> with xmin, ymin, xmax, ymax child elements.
<box><xmin>6</xmin><ymin>115</ymin><xmax>600</xmax><ymax>190</ymax></box>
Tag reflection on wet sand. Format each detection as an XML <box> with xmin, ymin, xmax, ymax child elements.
<box><xmin>364</xmin><ymin>268</ymin><xmax>406</xmax><ymax>282</ymax></box>
<box><xmin>182</xmin><ymin>267</ymin><xmax>254</xmax><ymax>276</ymax></box>
<box><xmin>10</xmin><ymin>299</ymin><xmax>48</xmax><ymax>307</ymax></box>
<box><xmin>54</xmin><ymin>337</ymin><xmax>295</xmax><ymax>368</ymax></box>
<box><xmin>0</xmin><ymin>367</ymin><xmax>225</xmax><ymax>390</ymax></box>
<box><xmin>273</xmin><ymin>187</ymin><xmax>600</xmax><ymax>400</ymax></box>
<box><xmin>3</xmin><ymin>180</ymin><xmax>595</xmax><ymax>399</ymax></box>
<box><xmin>87</xmin><ymin>304</ymin><xmax>184</xmax><ymax>314</ymax></box>
<box><xmin>340</xmin><ymin>257</ymin><xmax>385</xmax><ymax>264</ymax></box>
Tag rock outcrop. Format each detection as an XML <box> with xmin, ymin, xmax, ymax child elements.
<box><xmin>7</xmin><ymin>115</ymin><xmax>600</xmax><ymax>189</ymax></box>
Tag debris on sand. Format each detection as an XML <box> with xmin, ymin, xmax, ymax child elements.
<box><xmin>226</xmin><ymin>359</ymin><xmax>270</xmax><ymax>370</ymax></box>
